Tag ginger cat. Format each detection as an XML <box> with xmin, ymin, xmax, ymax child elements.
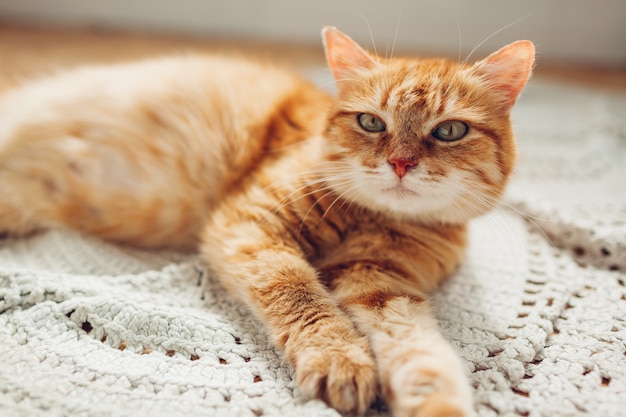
<box><xmin>0</xmin><ymin>27</ymin><xmax>534</xmax><ymax>416</ymax></box>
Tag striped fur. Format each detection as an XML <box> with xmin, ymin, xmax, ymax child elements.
<box><xmin>0</xmin><ymin>27</ymin><xmax>534</xmax><ymax>416</ymax></box>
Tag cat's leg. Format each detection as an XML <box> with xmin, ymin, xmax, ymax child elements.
<box><xmin>0</xmin><ymin>201</ymin><xmax>42</xmax><ymax>238</ymax></box>
<box><xmin>200</xmin><ymin>204</ymin><xmax>377</xmax><ymax>414</ymax></box>
<box><xmin>0</xmin><ymin>163</ymin><xmax>47</xmax><ymax>238</ymax></box>
<box><xmin>330</xmin><ymin>268</ymin><xmax>476</xmax><ymax>417</ymax></box>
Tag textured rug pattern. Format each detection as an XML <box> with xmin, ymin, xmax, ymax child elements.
<box><xmin>1</xmin><ymin>80</ymin><xmax>625</xmax><ymax>417</ymax></box>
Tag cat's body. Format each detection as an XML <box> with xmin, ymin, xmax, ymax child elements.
<box><xmin>0</xmin><ymin>27</ymin><xmax>534</xmax><ymax>417</ymax></box>
<box><xmin>0</xmin><ymin>55</ymin><xmax>328</xmax><ymax>249</ymax></box>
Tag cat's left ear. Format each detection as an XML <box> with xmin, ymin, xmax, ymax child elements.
<box><xmin>471</xmin><ymin>40</ymin><xmax>535</xmax><ymax>108</ymax></box>
<box><xmin>322</xmin><ymin>26</ymin><xmax>379</xmax><ymax>86</ymax></box>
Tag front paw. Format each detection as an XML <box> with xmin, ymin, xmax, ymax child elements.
<box><xmin>294</xmin><ymin>337</ymin><xmax>377</xmax><ymax>415</ymax></box>
<box><xmin>387</xmin><ymin>363</ymin><xmax>475</xmax><ymax>417</ymax></box>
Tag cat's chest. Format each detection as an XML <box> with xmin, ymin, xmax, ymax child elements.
<box><xmin>307</xmin><ymin>211</ymin><xmax>467</xmax><ymax>288</ymax></box>
<box><xmin>305</xmin><ymin>210</ymin><xmax>416</xmax><ymax>263</ymax></box>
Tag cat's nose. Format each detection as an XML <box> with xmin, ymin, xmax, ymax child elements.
<box><xmin>388</xmin><ymin>158</ymin><xmax>416</xmax><ymax>179</ymax></box>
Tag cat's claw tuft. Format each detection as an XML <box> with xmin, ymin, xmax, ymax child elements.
<box><xmin>295</xmin><ymin>341</ymin><xmax>377</xmax><ymax>415</ymax></box>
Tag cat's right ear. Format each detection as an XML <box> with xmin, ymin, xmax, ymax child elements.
<box><xmin>322</xmin><ymin>26</ymin><xmax>379</xmax><ymax>87</ymax></box>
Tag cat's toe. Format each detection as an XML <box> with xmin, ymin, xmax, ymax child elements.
<box><xmin>395</xmin><ymin>393</ymin><xmax>474</xmax><ymax>417</ymax></box>
<box><xmin>389</xmin><ymin>365</ymin><xmax>475</xmax><ymax>417</ymax></box>
<box><xmin>295</xmin><ymin>340</ymin><xmax>377</xmax><ymax>415</ymax></box>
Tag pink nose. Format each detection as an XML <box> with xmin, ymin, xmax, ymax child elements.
<box><xmin>389</xmin><ymin>158</ymin><xmax>416</xmax><ymax>178</ymax></box>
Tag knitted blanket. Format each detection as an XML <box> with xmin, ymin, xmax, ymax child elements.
<box><xmin>1</xmin><ymin>79</ymin><xmax>625</xmax><ymax>417</ymax></box>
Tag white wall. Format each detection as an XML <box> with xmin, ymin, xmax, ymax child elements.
<box><xmin>0</xmin><ymin>0</ymin><xmax>624</xmax><ymax>65</ymax></box>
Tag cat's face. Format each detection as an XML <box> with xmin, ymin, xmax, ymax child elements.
<box><xmin>322</xmin><ymin>27</ymin><xmax>534</xmax><ymax>224</ymax></box>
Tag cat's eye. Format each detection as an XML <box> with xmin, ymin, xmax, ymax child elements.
<box><xmin>432</xmin><ymin>121</ymin><xmax>468</xmax><ymax>142</ymax></box>
<box><xmin>357</xmin><ymin>113</ymin><xmax>386</xmax><ymax>133</ymax></box>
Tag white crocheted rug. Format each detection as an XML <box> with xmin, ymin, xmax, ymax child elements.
<box><xmin>1</xmin><ymin>78</ymin><xmax>625</xmax><ymax>417</ymax></box>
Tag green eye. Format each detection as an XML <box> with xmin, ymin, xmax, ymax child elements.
<box><xmin>357</xmin><ymin>113</ymin><xmax>386</xmax><ymax>133</ymax></box>
<box><xmin>432</xmin><ymin>121</ymin><xmax>468</xmax><ymax>142</ymax></box>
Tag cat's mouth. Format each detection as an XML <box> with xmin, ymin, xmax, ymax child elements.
<box><xmin>382</xmin><ymin>184</ymin><xmax>418</xmax><ymax>199</ymax></box>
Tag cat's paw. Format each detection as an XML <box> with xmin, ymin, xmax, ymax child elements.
<box><xmin>294</xmin><ymin>339</ymin><xmax>377</xmax><ymax>415</ymax></box>
<box><xmin>387</xmin><ymin>363</ymin><xmax>476</xmax><ymax>417</ymax></box>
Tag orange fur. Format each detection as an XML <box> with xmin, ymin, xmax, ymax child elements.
<box><xmin>0</xmin><ymin>27</ymin><xmax>534</xmax><ymax>416</ymax></box>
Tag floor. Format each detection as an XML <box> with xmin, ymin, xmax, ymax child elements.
<box><xmin>1</xmin><ymin>23</ymin><xmax>625</xmax><ymax>93</ymax></box>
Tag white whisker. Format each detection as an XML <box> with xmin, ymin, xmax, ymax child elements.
<box><xmin>357</xmin><ymin>13</ymin><xmax>380</xmax><ymax>62</ymax></box>
<box><xmin>455</xmin><ymin>11</ymin><xmax>462</xmax><ymax>65</ymax></box>
<box><xmin>296</xmin><ymin>189</ymin><xmax>335</xmax><ymax>239</ymax></box>
<box><xmin>389</xmin><ymin>0</ymin><xmax>405</xmax><ymax>61</ymax></box>
<box><xmin>443</xmin><ymin>14</ymin><xmax>528</xmax><ymax>98</ymax></box>
<box><xmin>445</xmin><ymin>179</ymin><xmax>557</xmax><ymax>247</ymax></box>
<box><xmin>269</xmin><ymin>175</ymin><xmax>353</xmax><ymax>217</ymax></box>
<box><xmin>322</xmin><ymin>185</ymin><xmax>358</xmax><ymax>220</ymax></box>
<box><xmin>461</xmin><ymin>14</ymin><xmax>530</xmax><ymax>66</ymax></box>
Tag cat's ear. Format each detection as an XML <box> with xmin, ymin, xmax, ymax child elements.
<box><xmin>322</xmin><ymin>26</ymin><xmax>379</xmax><ymax>85</ymax></box>
<box><xmin>471</xmin><ymin>40</ymin><xmax>535</xmax><ymax>107</ymax></box>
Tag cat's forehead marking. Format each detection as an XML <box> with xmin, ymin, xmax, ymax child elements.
<box><xmin>379</xmin><ymin>64</ymin><xmax>494</xmax><ymax>135</ymax></box>
<box><xmin>343</xmin><ymin>60</ymin><xmax>487</xmax><ymax>136</ymax></box>
<box><xmin>376</xmin><ymin>74</ymin><xmax>453</xmax><ymax>135</ymax></box>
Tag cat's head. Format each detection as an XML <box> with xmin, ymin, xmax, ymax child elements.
<box><xmin>321</xmin><ymin>27</ymin><xmax>534</xmax><ymax>225</ymax></box>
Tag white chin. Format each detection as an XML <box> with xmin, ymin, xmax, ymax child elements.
<box><xmin>382</xmin><ymin>185</ymin><xmax>419</xmax><ymax>200</ymax></box>
<box><xmin>367</xmin><ymin>185</ymin><xmax>446</xmax><ymax>218</ymax></box>
<box><xmin>370</xmin><ymin>186</ymin><xmax>489</xmax><ymax>224</ymax></box>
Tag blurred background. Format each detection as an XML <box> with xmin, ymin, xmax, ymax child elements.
<box><xmin>0</xmin><ymin>0</ymin><xmax>625</xmax><ymax>88</ymax></box>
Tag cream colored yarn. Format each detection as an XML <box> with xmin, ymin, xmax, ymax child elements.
<box><xmin>1</xmin><ymin>79</ymin><xmax>625</xmax><ymax>417</ymax></box>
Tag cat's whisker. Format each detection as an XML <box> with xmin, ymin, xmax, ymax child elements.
<box><xmin>321</xmin><ymin>191</ymin><xmax>350</xmax><ymax>221</ymax></box>
<box><xmin>295</xmin><ymin>189</ymin><xmax>334</xmax><ymax>240</ymax></box>
<box><xmin>332</xmin><ymin>76</ymin><xmax>378</xmax><ymax>95</ymax></box>
<box><xmin>293</xmin><ymin>175</ymin><xmax>358</xmax><ymax>240</ymax></box>
<box><xmin>266</xmin><ymin>169</ymin><xmax>357</xmax><ymax>218</ymax></box>
<box><xmin>372</xmin><ymin>70</ymin><xmax>391</xmax><ymax>106</ymax></box>
<box><xmin>295</xmin><ymin>182</ymin><xmax>355</xmax><ymax>240</ymax></box>
<box><xmin>315</xmin><ymin>78</ymin><xmax>342</xmax><ymax>91</ymax></box>
<box><xmin>444</xmin><ymin>15</ymin><xmax>528</xmax><ymax>98</ymax></box>
<box><xmin>445</xmin><ymin>182</ymin><xmax>556</xmax><ymax>248</ymax></box>
<box><xmin>453</xmin><ymin>180</ymin><xmax>553</xmax><ymax>223</ymax></box>
<box><xmin>440</xmin><ymin>12</ymin><xmax>464</xmax><ymax>98</ymax></box>
<box><xmin>263</xmin><ymin>136</ymin><xmax>320</xmax><ymax>154</ymax></box>
<box><xmin>257</xmin><ymin>161</ymin><xmax>354</xmax><ymax>194</ymax></box>
<box><xmin>331</xmin><ymin>185</ymin><xmax>361</xmax><ymax>214</ymax></box>
<box><xmin>389</xmin><ymin>0</ymin><xmax>405</xmax><ymax>61</ymax></box>
<box><xmin>491</xmin><ymin>198</ymin><xmax>557</xmax><ymax>247</ymax></box>
<box><xmin>357</xmin><ymin>13</ymin><xmax>380</xmax><ymax>62</ymax></box>
<box><xmin>461</xmin><ymin>14</ymin><xmax>530</xmax><ymax>67</ymax></box>
<box><xmin>321</xmin><ymin>183</ymin><xmax>360</xmax><ymax>220</ymax></box>
<box><xmin>268</xmin><ymin>179</ymin><xmax>347</xmax><ymax>216</ymax></box>
<box><xmin>455</xmin><ymin>11</ymin><xmax>463</xmax><ymax>65</ymax></box>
